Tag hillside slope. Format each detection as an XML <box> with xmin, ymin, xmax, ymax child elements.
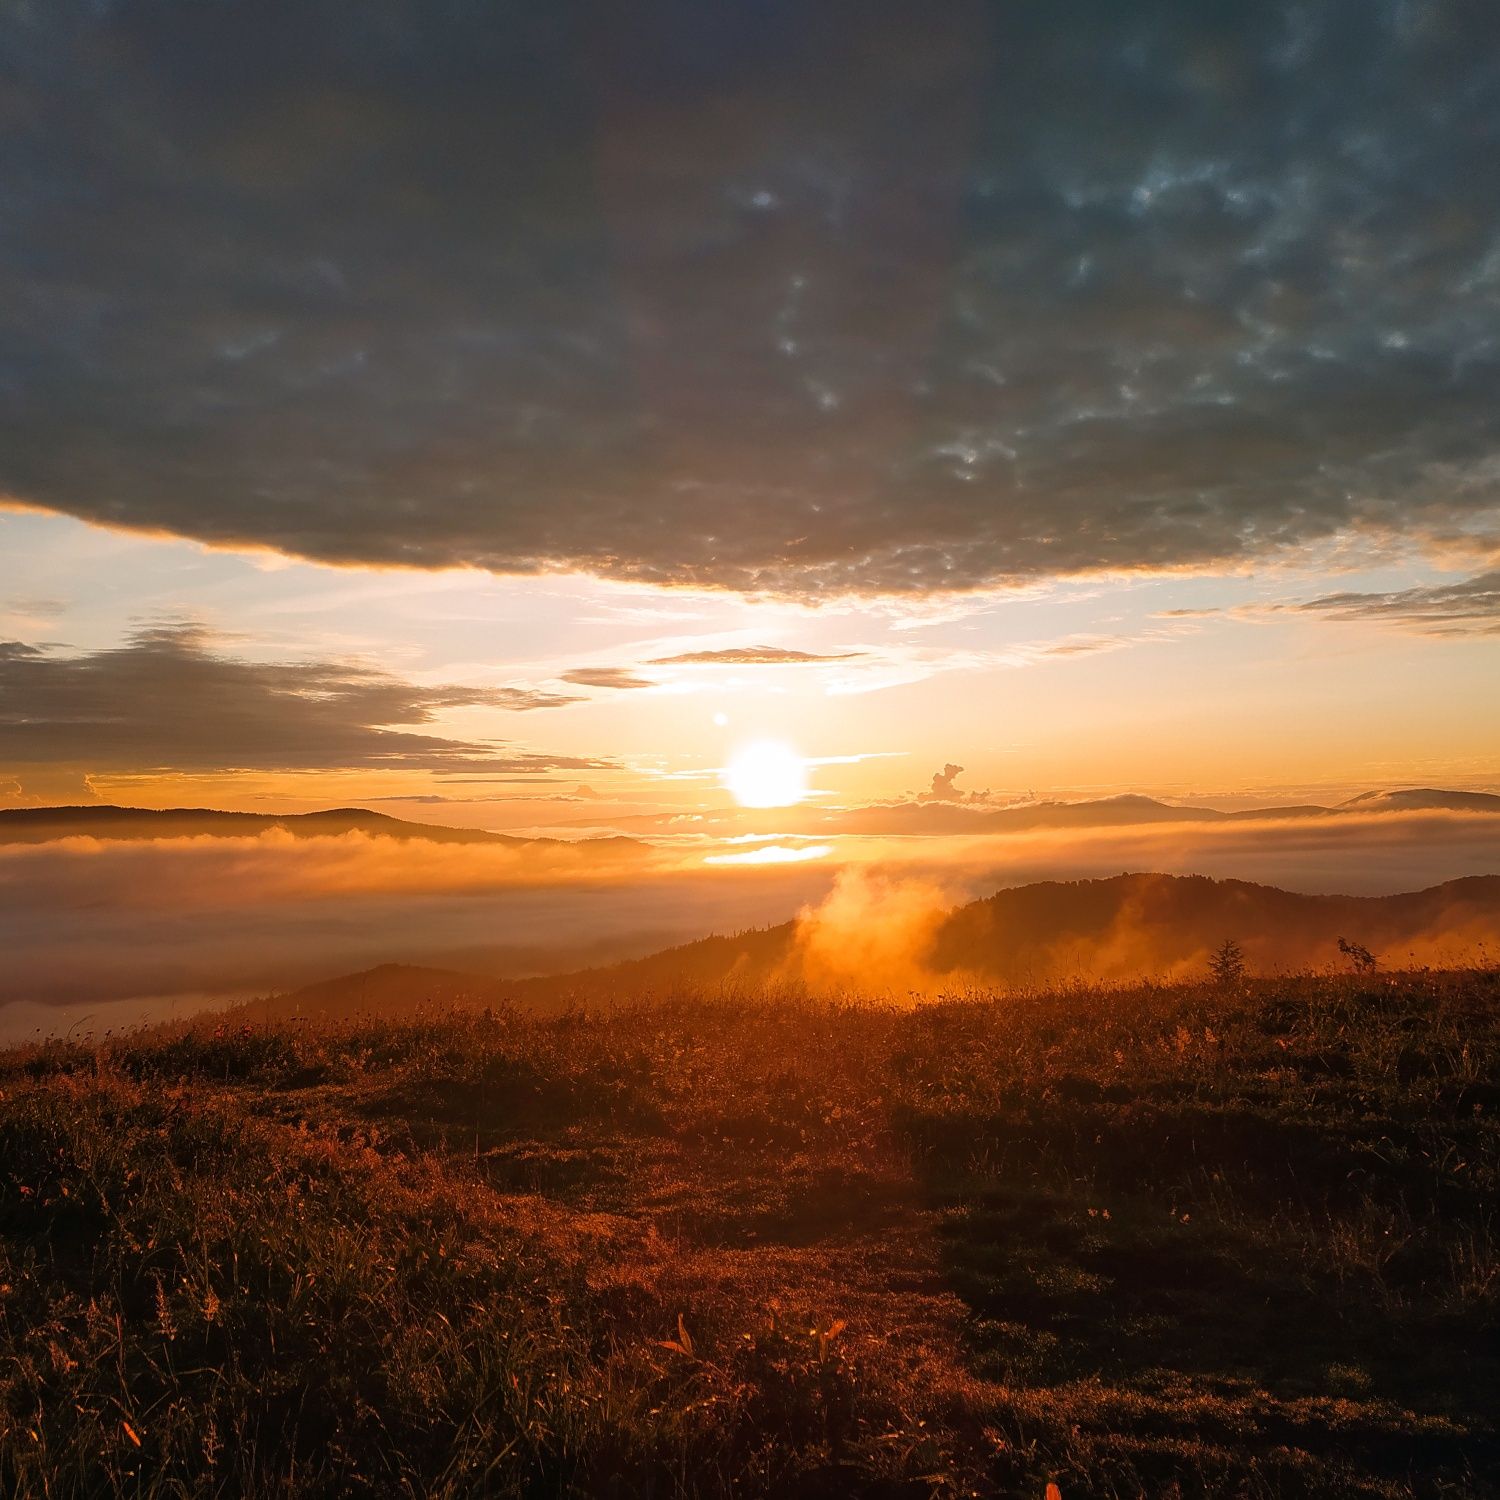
<box><xmin>517</xmin><ymin>873</ymin><xmax>1500</xmax><ymax>999</ymax></box>
<box><xmin>237</xmin><ymin>873</ymin><xmax>1500</xmax><ymax>1021</ymax></box>
<box><xmin>3</xmin><ymin>969</ymin><xmax>1497</xmax><ymax>1496</ymax></box>
<box><xmin>243</xmin><ymin>962</ymin><xmax>513</xmax><ymax>1023</ymax></box>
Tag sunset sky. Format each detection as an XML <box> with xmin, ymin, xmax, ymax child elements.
<box><xmin>3</xmin><ymin>0</ymin><xmax>1499</xmax><ymax>828</ymax></box>
<box><xmin>5</xmin><ymin>14</ymin><xmax>1498</xmax><ymax>1486</ymax></box>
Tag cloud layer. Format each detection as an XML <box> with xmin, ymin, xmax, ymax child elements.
<box><xmin>0</xmin><ymin>831</ymin><xmax>828</xmax><ymax>1009</ymax></box>
<box><xmin>4</xmin><ymin>2</ymin><xmax>1500</xmax><ymax>596</ymax></box>
<box><xmin>0</xmin><ymin>624</ymin><xmax>597</xmax><ymax>779</ymax></box>
<box><xmin>1287</xmin><ymin>570</ymin><xmax>1500</xmax><ymax>635</ymax></box>
<box><xmin>4</xmin><ymin>808</ymin><xmax>1500</xmax><ymax>1012</ymax></box>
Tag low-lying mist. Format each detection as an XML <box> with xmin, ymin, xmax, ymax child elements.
<box><xmin>1</xmin><ymin>808</ymin><xmax>1497</xmax><ymax>1024</ymax></box>
<box><xmin>776</xmin><ymin>864</ymin><xmax>1500</xmax><ymax>998</ymax></box>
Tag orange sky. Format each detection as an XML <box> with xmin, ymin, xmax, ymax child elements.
<box><xmin>3</xmin><ymin>511</ymin><xmax>1497</xmax><ymax>828</ymax></box>
<box><xmin>2</xmin><ymin>2</ymin><xmax>1499</xmax><ymax>837</ymax></box>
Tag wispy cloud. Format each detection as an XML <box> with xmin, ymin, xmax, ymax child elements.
<box><xmin>0</xmin><ymin>623</ymin><xmax>601</xmax><ymax>783</ymax></box>
<box><xmin>1165</xmin><ymin>569</ymin><xmax>1500</xmax><ymax>637</ymax></box>
<box><xmin>1037</xmin><ymin>634</ymin><xmax>1135</xmax><ymax>658</ymax></box>
<box><xmin>561</xmin><ymin>666</ymin><xmax>658</xmax><ymax>689</ymax></box>
<box><xmin>1284</xmin><ymin>571</ymin><xmax>1500</xmax><ymax>637</ymax></box>
<box><xmin>647</xmin><ymin>646</ymin><xmax>865</xmax><ymax>666</ymax></box>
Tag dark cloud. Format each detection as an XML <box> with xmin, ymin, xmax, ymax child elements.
<box><xmin>0</xmin><ymin>624</ymin><xmax>600</xmax><ymax>777</ymax></box>
<box><xmin>648</xmin><ymin>646</ymin><xmax>864</xmax><ymax>665</ymax></box>
<box><xmin>3</xmin><ymin>2</ymin><xmax>1500</xmax><ymax>596</ymax></box>
<box><xmin>1284</xmin><ymin>570</ymin><xmax>1500</xmax><ymax>635</ymax></box>
<box><xmin>561</xmin><ymin>667</ymin><xmax>658</xmax><ymax>689</ymax></box>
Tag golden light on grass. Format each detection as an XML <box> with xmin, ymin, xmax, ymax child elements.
<box><xmin>722</xmin><ymin>739</ymin><xmax>808</xmax><ymax>808</ymax></box>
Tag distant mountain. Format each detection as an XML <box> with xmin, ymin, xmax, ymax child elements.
<box><xmin>828</xmin><ymin>788</ymin><xmax>1500</xmax><ymax>836</ymax></box>
<box><xmin>560</xmin><ymin>787</ymin><xmax>1498</xmax><ymax>840</ymax></box>
<box><xmin>0</xmin><ymin>804</ymin><xmax>643</xmax><ymax>850</ymax></box>
<box><xmin>514</xmin><ymin>873</ymin><xmax>1500</xmax><ymax>997</ymax></box>
<box><xmin>813</xmin><ymin>794</ymin><xmax>1226</xmax><ymax>837</ymax></box>
<box><xmin>1222</xmin><ymin>805</ymin><xmax>1334</xmax><ymax>821</ymax></box>
<box><xmin>6</xmin><ymin>789</ymin><xmax>1495</xmax><ymax>847</ymax></box>
<box><xmin>1340</xmin><ymin>789</ymin><xmax>1500</xmax><ymax>814</ymax></box>
<box><xmin>926</xmin><ymin>873</ymin><xmax>1500</xmax><ymax>982</ymax></box>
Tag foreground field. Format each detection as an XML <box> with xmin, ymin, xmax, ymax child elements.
<box><xmin>2</xmin><ymin>970</ymin><xmax>1498</xmax><ymax>1497</ymax></box>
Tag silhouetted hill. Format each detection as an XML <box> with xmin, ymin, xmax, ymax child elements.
<box><xmin>0</xmin><ymin>804</ymin><xmax>644</xmax><ymax>851</ymax></box>
<box><xmin>8</xmin><ymin>789</ymin><xmax>1495</xmax><ymax>847</ymax></box>
<box><xmin>1222</xmin><ymin>804</ymin><xmax>1334</xmax><ymax>821</ymax></box>
<box><xmin>928</xmin><ymin>872</ymin><xmax>1500</xmax><ymax>982</ymax></box>
<box><xmin>574</xmin><ymin>786</ymin><xmax>1498</xmax><ymax>838</ymax></box>
<box><xmin>201</xmin><ymin>874</ymin><xmax>1500</xmax><ymax>1023</ymax></box>
<box><xmin>514</xmin><ymin>873</ymin><xmax>1500</xmax><ymax>996</ymax></box>
<box><xmin>831</xmin><ymin>788</ymin><xmax>1500</xmax><ymax>836</ymax></box>
<box><xmin>1340</xmin><ymin>788</ymin><xmax>1500</xmax><ymax>814</ymax></box>
<box><xmin>817</xmin><ymin>793</ymin><xmax>1224</xmax><ymax>836</ymax></box>
<box><xmin>194</xmin><ymin>874</ymin><xmax>1500</xmax><ymax>1026</ymax></box>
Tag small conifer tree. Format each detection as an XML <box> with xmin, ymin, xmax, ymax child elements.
<box><xmin>1209</xmin><ymin>937</ymin><xmax>1246</xmax><ymax>985</ymax></box>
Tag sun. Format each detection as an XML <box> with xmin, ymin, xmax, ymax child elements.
<box><xmin>723</xmin><ymin>740</ymin><xmax>808</xmax><ymax>809</ymax></box>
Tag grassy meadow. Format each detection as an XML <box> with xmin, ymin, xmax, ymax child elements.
<box><xmin>2</xmin><ymin>968</ymin><xmax>1498</xmax><ymax>1498</ymax></box>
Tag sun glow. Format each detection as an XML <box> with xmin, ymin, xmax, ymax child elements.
<box><xmin>723</xmin><ymin>739</ymin><xmax>808</xmax><ymax>808</ymax></box>
<box><xmin>704</xmin><ymin>842</ymin><xmax>833</xmax><ymax>866</ymax></box>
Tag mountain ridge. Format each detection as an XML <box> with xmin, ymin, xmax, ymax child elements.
<box><xmin>3</xmin><ymin>788</ymin><xmax>1496</xmax><ymax>846</ymax></box>
<box><xmin>240</xmin><ymin>872</ymin><xmax>1500</xmax><ymax>1020</ymax></box>
<box><xmin>550</xmin><ymin>787</ymin><xmax>1500</xmax><ymax>838</ymax></box>
<box><xmin>0</xmin><ymin>804</ymin><xmax>644</xmax><ymax>850</ymax></box>
<box><xmin>516</xmin><ymin>872</ymin><xmax>1500</xmax><ymax>997</ymax></box>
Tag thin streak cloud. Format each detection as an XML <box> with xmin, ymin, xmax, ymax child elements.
<box><xmin>648</xmin><ymin>647</ymin><xmax>866</xmax><ymax>666</ymax></box>
<box><xmin>561</xmin><ymin>667</ymin><xmax>659</xmax><ymax>689</ymax></box>
<box><xmin>1286</xmin><ymin>570</ymin><xmax>1500</xmax><ymax>636</ymax></box>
